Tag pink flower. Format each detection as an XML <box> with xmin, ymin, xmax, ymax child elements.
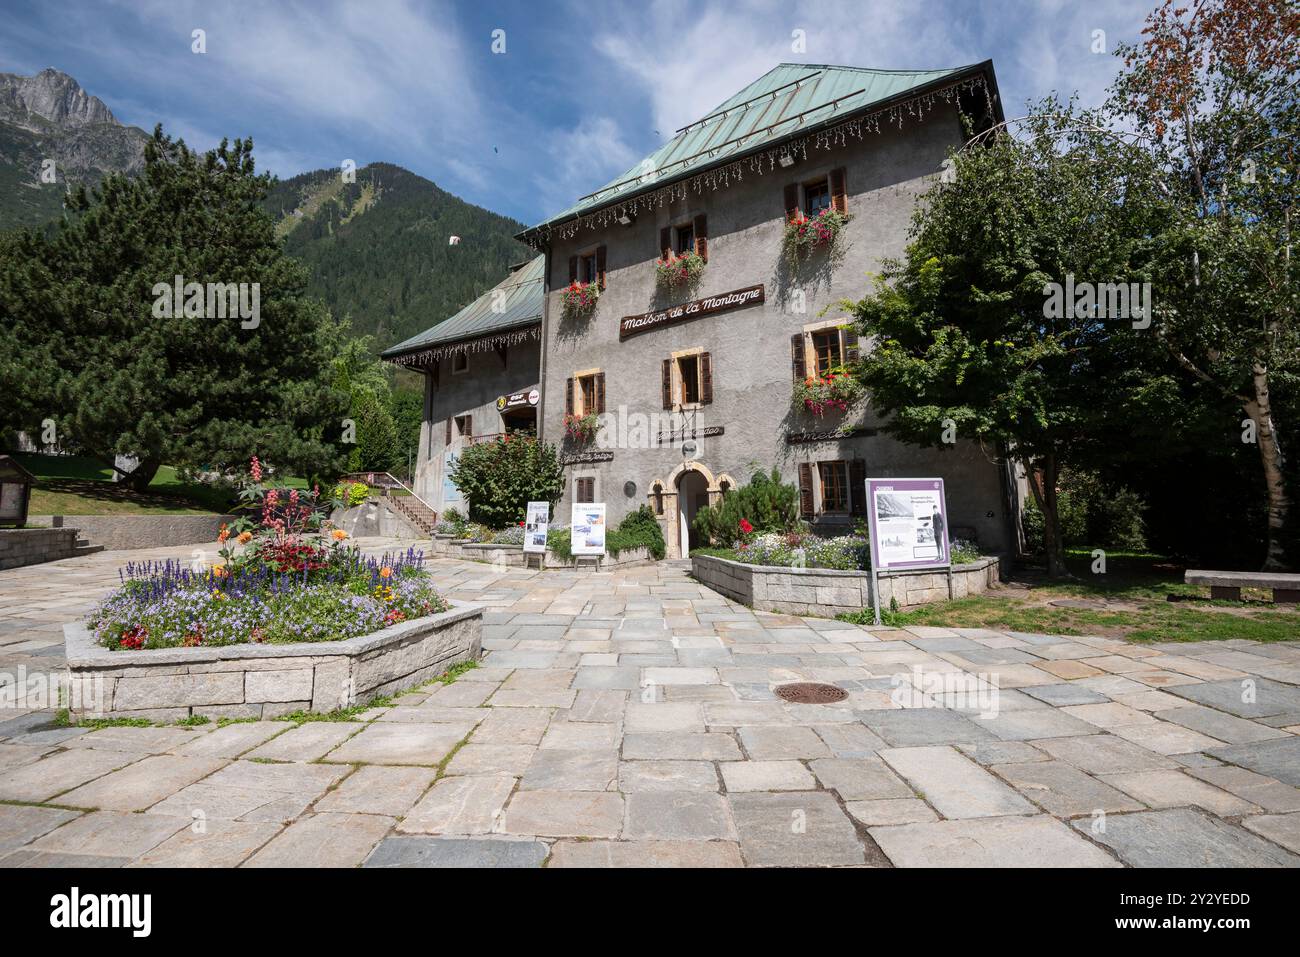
<box><xmin>250</xmin><ymin>456</ymin><xmax>263</xmax><ymax>482</ymax></box>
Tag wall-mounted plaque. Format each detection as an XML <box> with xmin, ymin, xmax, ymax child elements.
<box><xmin>619</xmin><ymin>284</ymin><xmax>764</xmax><ymax>340</ymax></box>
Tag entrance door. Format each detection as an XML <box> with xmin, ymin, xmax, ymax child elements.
<box><xmin>676</xmin><ymin>469</ymin><xmax>710</xmax><ymax>556</ymax></box>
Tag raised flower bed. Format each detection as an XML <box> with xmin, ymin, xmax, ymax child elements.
<box><xmin>560</xmin><ymin>280</ymin><xmax>600</xmax><ymax>320</ymax></box>
<box><xmin>783</xmin><ymin>207</ymin><xmax>847</xmax><ymax>263</ymax></box>
<box><xmin>65</xmin><ymin>458</ymin><xmax>481</xmax><ymax>720</ymax></box>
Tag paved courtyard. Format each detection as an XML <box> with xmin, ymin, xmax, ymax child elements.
<box><xmin>1</xmin><ymin>538</ymin><xmax>1299</xmax><ymax>867</ymax></box>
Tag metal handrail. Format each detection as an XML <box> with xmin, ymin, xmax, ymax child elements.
<box><xmin>338</xmin><ymin>472</ymin><xmax>438</xmax><ymax>520</ymax></box>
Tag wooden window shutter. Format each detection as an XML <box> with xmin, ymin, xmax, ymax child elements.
<box><xmin>465</xmin><ymin>414</ymin><xmax>472</xmax><ymax>439</ymax></box>
<box><xmin>700</xmin><ymin>352</ymin><xmax>713</xmax><ymax>404</ymax></box>
<box><xmin>842</xmin><ymin>325</ymin><xmax>860</xmax><ymax>364</ymax></box>
<box><xmin>693</xmin><ymin>214</ymin><xmax>708</xmax><ymax>262</ymax></box>
<box><xmin>784</xmin><ymin>183</ymin><xmax>800</xmax><ymax>222</ymax></box>
<box><xmin>661</xmin><ymin>359</ymin><xmax>673</xmax><ymax>410</ymax></box>
<box><xmin>565</xmin><ymin>377</ymin><xmax>575</xmax><ymax>416</ymax></box>
<box><xmin>445</xmin><ymin>418</ymin><xmax>452</xmax><ymax>445</ymax></box>
<box><xmin>849</xmin><ymin>460</ymin><xmax>867</xmax><ymax>516</ymax></box>
<box><xmin>791</xmin><ymin>333</ymin><xmax>807</xmax><ymax>382</ymax></box>
<box><xmin>568</xmin><ymin>256</ymin><xmax>578</xmax><ymax>283</ymax></box>
<box><xmin>659</xmin><ymin>227</ymin><xmax>672</xmax><ymax>260</ymax></box>
<box><xmin>830</xmin><ymin>167</ymin><xmax>848</xmax><ymax>214</ymax></box>
<box><xmin>798</xmin><ymin>463</ymin><xmax>814</xmax><ymax>518</ymax></box>
<box><xmin>595</xmin><ymin>372</ymin><xmax>606</xmax><ymax>414</ymax></box>
<box><xmin>596</xmin><ymin>245</ymin><xmax>607</xmax><ymax>289</ymax></box>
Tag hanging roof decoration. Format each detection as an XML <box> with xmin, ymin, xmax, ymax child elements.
<box><xmin>518</xmin><ymin>60</ymin><xmax>1000</xmax><ymax>247</ymax></box>
<box><xmin>382</xmin><ymin>256</ymin><xmax>544</xmax><ymax>367</ymax></box>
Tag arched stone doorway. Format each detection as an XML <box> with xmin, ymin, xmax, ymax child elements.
<box><xmin>676</xmin><ymin>468</ymin><xmax>710</xmax><ymax>556</ymax></box>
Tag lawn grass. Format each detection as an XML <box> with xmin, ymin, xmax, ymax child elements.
<box><xmin>839</xmin><ymin>549</ymin><xmax>1300</xmax><ymax>643</ymax></box>
<box><xmin>14</xmin><ymin>452</ymin><xmax>243</xmax><ymax>515</ymax></box>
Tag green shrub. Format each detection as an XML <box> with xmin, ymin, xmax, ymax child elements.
<box><xmin>546</xmin><ymin>506</ymin><xmax>665</xmax><ymax>562</ymax></box>
<box><xmin>447</xmin><ymin>436</ymin><xmax>564</xmax><ymax>528</ymax></box>
<box><xmin>692</xmin><ymin>468</ymin><xmax>801</xmax><ymax>547</ymax></box>
<box><xmin>1022</xmin><ymin>469</ymin><xmax>1146</xmax><ymax>553</ymax></box>
<box><xmin>333</xmin><ymin>481</ymin><xmax>370</xmax><ymax>507</ymax></box>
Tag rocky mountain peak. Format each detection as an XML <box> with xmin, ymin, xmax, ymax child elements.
<box><xmin>0</xmin><ymin>68</ymin><xmax>119</xmax><ymax>131</ymax></box>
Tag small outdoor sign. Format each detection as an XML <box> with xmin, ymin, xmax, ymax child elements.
<box><xmin>524</xmin><ymin>501</ymin><xmax>549</xmax><ymax>553</ymax></box>
<box><xmin>570</xmin><ymin>502</ymin><xmax>606</xmax><ymax>556</ymax></box>
<box><xmin>619</xmin><ymin>284</ymin><xmax>764</xmax><ymax>340</ymax></box>
<box><xmin>864</xmin><ymin>477</ymin><xmax>951</xmax><ymax>625</ymax></box>
<box><xmin>0</xmin><ymin>455</ymin><xmax>35</xmax><ymax>527</ymax></box>
<box><xmin>866</xmin><ymin>478</ymin><xmax>950</xmax><ymax>571</ymax></box>
<box><xmin>497</xmin><ymin>387</ymin><xmax>540</xmax><ymax>411</ymax></box>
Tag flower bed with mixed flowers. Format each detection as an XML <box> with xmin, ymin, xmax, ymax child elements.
<box><xmin>792</xmin><ymin>367</ymin><xmax>864</xmax><ymax>416</ymax></box>
<box><xmin>89</xmin><ymin>458</ymin><xmax>447</xmax><ymax>651</ymax></box>
<box><xmin>731</xmin><ymin>530</ymin><xmax>872</xmax><ymax>571</ymax></box>
<box><xmin>560</xmin><ymin>280</ymin><xmax>600</xmax><ymax>319</ymax></box>
<box><xmin>782</xmin><ymin>207</ymin><xmax>847</xmax><ymax>263</ymax></box>
<box><xmin>654</xmin><ymin>250</ymin><xmax>705</xmax><ymax>289</ymax></box>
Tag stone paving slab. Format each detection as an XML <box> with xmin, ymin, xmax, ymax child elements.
<box><xmin>2</xmin><ymin>541</ymin><xmax>1299</xmax><ymax>867</ymax></box>
<box><xmin>872</xmin><ymin>814</ymin><xmax>1121</xmax><ymax>867</ymax></box>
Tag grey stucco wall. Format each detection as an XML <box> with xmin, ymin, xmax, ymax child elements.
<box><xmin>537</xmin><ymin>100</ymin><xmax>1014</xmax><ymax>557</ymax></box>
<box><xmin>414</xmin><ymin>336</ymin><xmax>542</xmax><ymax>511</ymax></box>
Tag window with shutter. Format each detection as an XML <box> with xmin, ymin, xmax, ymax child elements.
<box><xmin>594</xmin><ymin>373</ymin><xmax>606</xmax><ymax>414</ymax></box>
<box><xmin>849</xmin><ymin>460</ymin><xmax>867</xmax><ymax>516</ymax></box>
<box><xmin>819</xmin><ymin>461</ymin><xmax>849</xmax><ymax>512</ymax></box>
<box><xmin>843</xmin><ymin>326</ymin><xmax>860</xmax><ymax>364</ymax></box>
<box><xmin>830</xmin><ymin>167</ymin><xmax>848</xmax><ymax>214</ymax></box>
<box><xmin>661</xmin><ymin>359</ymin><xmax>672</xmax><ymax>410</ymax></box>
<box><xmin>692</xmin><ymin>214</ymin><xmax>708</xmax><ymax>262</ymax></box>
<box><xmin>798</xmin><ymin>463</ymin><xmax>814</xmax><ymax>518</ymax></box>
<box><xmin>678</xmin><ymin>355</ymin><xmax>700</xmax><ymax>405</ymax></box>
<box><xmin>700</xmin><ymin>352</ymin><xmax>713</xmax><ymax>404</ymax></box>
<box><xmin>783</xmin><ymin>183</ymin><xmax>800</xmax><ymax>222</ymax></box>
<box><xmin>659</xmin><ymin>227</ymin><xmax>672</xmax><ymax>260</ymax></box>
<box><xmin>576</xmin><ymin>477</ymin><xmax>595</xmax><ymax>504</ymax></box>
<box><xmin>596</xmin><ymin>245</ymin><xmax>607</xmax><ymax>289</ymax></box>
<box><xmin>812</xmin><ymin>329</ymin><xmax>843</xmax><ymax>374</ymax></box>
<box><xmin>804</xmin><ymin>178</ymin><xmax>831</xmax><ymax>216</ymax></box>
<box><xmin>568</xmin><ymin>256</ymin><xmax>578</xmax><ymax>283</ymax></box>
<box><xmin>565</xmin><ymin>377</ymin><xmax>574</xmax><ymax>416</ymax></box>
<box><xmin>791</xmin><ymin>333</ymin><xmax>807</xmax><ymax>382</ymax></box>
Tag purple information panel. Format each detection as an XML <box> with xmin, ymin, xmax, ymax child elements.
<box><xmin>866</xmin><ymin>478</ymin><xmax>950</xmax><ymax>571</ymax></box>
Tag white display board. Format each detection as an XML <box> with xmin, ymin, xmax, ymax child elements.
<box><xmin>570</xmin><ymin>502</ymin><xmax>607</xmax><ymax>556</ymax></box>
<box><xmin>524</xmin><ymin>501</ymin><xmax>550</xmax><ymax>553</ymax></box>
<box><xmin>866</xmin><ymin>477</ymin><xmax>951</xmax><ymax>571</ymax></box>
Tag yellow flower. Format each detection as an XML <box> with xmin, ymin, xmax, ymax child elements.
<box><xmin>332</xmin><ymin>529</ymin><xmax>349</xmax><ymax>541</ymax></box>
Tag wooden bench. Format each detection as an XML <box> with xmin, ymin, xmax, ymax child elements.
<box><xmin>1185</xmin><ymin>569</ymin><xmax>1300</xmax><ymax>604</ymax></box>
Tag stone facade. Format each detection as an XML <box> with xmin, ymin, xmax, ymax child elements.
<box><xmin>63</xmin><ymin>600</ymin><xmax>483</xmax><ymax>721</ymax></box>
<box><xmin>692</xmin><ymin>552</ymin><xmax>1001</xmax><ymax>616</ymax></box>
<box><xmin>538</xmin><ymin>96</ymin><xmax>1015</xmax><ymax>558</ymax></box>
<box><xmin>0</xmin><ymin>527</ymin><xmax>82</xmax><ymax>569</ymax></box>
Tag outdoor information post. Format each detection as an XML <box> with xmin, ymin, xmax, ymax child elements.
<box><xmin>524</xmin><ymin>501</ymin><xmax>549</xmax><ymax>567</ymax></box>
<box><xmin>570</xmin><ymin>502</ymin><xmax>606</xmax><ymax>567</ymax></box>
<box><xmin>864</xmin><ymin>478</ymin><xmax>951</xmax><ymax>626</ymax></box>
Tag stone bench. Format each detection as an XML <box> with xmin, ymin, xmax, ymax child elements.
<box><xmin>1185</xmin><ymin>569</ymin><xmax>1300</xmax><ymax>604</ymax></box>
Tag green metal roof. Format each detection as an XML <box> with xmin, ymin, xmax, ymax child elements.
<box><xmin>381</xmin><ymin>255</ymin><xmax>544</xmax><ymax>359</ymax></box>
<box><xmin>522</xmin><ymin>61</ymin><xmax>990</xmax><ymax>238</ymax></box>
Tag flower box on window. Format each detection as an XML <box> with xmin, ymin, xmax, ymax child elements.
<box><xmin>654</xmin><ymin>250</ymin><xmax>705</xmax><ymax>290</ymax></box>
<box><xmin>782</xmin><ymin>207</ymin><xmax>847</xmax><ymax>264</ymax></box>
<box><xmin>792</xmin><ymin>367</ymin><xmax>864</xmax><ymax>417</ymax></box>
<box><xmin>560</xmin><ymin>281</ymin><xmax>600</xmax><ymax>320</ymax></box>
<box><xmin>563</xmin><ymin>412</ymin><xmax>600</xmax><ymax>444</ymax></box>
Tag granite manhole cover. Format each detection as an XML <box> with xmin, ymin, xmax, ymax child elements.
<box><xmin>775</xmin><ymin>682</ymin><xmax>848</xmax><ymax>704</ymax></box>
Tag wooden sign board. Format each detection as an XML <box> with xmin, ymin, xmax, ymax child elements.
<box><xmin>619</xmin><ymin>284</ymin><xmax>764</xmax><ymax>340</ymax></box>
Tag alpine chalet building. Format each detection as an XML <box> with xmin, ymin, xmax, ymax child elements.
<box><xmin>388</xmin><ymin>61</ymin><xmax>1019</xmax><ymax>559</ymax></box>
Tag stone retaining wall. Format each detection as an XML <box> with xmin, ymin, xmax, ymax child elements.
<box><xmin>29</xmin><ymin>514</ymin><xmax>239</xmax><ymax>551</ymax></box>
<box><xmin>692</xmin><ymin>553</ymin><xmax>1002</xmax><ymax>616</ymax></box>
<box><xmin>0</xmin><ymin>527</ymin><xmax>81</xmax><ymax>570</ymax></box>
<box><xmin>429</xmin><ymin>536</ymin><xmax>652</xmax><ymax>569</ymax></box>
<box><xmin>63</xmin><ymin>600</ymin><xmax>482</xmax><ymax>722</ymax></box>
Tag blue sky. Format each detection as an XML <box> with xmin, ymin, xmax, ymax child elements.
<box><xmin>0</xmin><ymin>0</ymin><xmax>1151</xmax><ymax>226</ymax></box>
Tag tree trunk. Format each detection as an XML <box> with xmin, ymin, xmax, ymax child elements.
<box><xmin>124</xmin><ymin>457</ymin><xmax>162</xmax><ymax>493</ymax></box>
<box><xmin>1244</xmin><ymin>363</ymin><xmax>1291</xmax><ymax>571</ymax></box>
<box><xmin>1028</xmin><ymin>455</ymin><xmax>1070</xmax><ymax>579</ymax></box>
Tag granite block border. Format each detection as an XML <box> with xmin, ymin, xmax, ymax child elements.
<box><xmin>691</xmin><ymin>553</ymin><xmax>1001</xmax><ymax>616</ymax></box>
<box><xmin>63</xmin><ymin>599</ymin><xmax>482</xmax><ymax>721</ymax></box>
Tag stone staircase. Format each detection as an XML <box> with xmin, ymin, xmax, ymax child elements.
<box><xmin>73</xmin><ymin>537</ymin><xmax>104</xmax><ymax>557</ymax></box>
<box><xmin>386</xmin><ymin>494</ymin><xmax>437</xmax><ymax>536</ymax></box>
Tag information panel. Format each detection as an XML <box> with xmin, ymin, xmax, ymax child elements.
<box><xmin>524</xmin><ymin>501</ymin><xmax>550</xmax><ymax>553</ymax></box>
<box><xmin>866</xmin><ymin>478</ymin><xmax>950</xmax><ymax>571</ymax></box>
<box><xmin>570</xmin><ymin>502</ymin><xmax>607</xmax><ymax>556</ymax></box>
